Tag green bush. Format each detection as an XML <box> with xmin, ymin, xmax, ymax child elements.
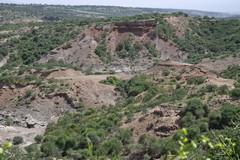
<box><xmin>205</xmin><ymin>84</ymin><xmax>218</xmax><ymax>92</ymax></box>
<box><xmin>97</xmin><ymin>138</ymin><xmax>123</xmax><ymax>157</ymax></box>
<box><xmin>95</xmin><ymin>44</ymin><xmax>111</xmax><ymax>63</ymax></box>
<box><xmin>173</xmin><ymin>88</ymin><xmax>188</xmax><ymax>101</ymax></box>
<box><xmin>187</xmin><ymin>76</ymin><xmax>205</xmax><ymax>85</ymax></box>
<box><xmin>217</xmin><ymin>85</ymin><xmax>229</xmax><ymax>95</ymax></box>
<box><xmin>24</xmin><ymin>90</ymin><xmax>33</xmax><ymax>98</ymax></box>
<box><xmin>34</xmin><ymin>135</ymin><xmax>43</xmax><ymax>144</ymax></box>
<box><xmin>116</xmin><ymin>74</ymin><xmax>150</xmax><ymax>97</ymax></box>
<box><xmin>220</xmin><ymin>104</ymin><xmax>240</xmax><ymax>126</ymax></box>
<box><xmin>100</xmin><ymin>76</ymin><xmax>121</xmax><ymax>86</ymax></box>
<box><xmin>209</xmin><ymin>112</ymin><xmax>222</xmax><ymax>129</ymax></box>
<box><xmin>115</xmin><ymin>128</ymin><xmax>133</xmax><ymax>145</ymax></box>
<box><xmin>175</xmin><ymin>74</ymin><xmax>182</xmax><ymax>81</ymax></box>
<box><xmin>13</xmin><ymin>136</ymin><xmax>23</xmax><ymax>145</ymax></box>
<box><xmin>182</xmin><ymin>98</ymin><xmax>209</xmax><ymax>118</ymax></box>
<box><xmin>231</xmin><ymin>88</ymin><xmax>240</xmax><ymax>98</ymax></box>
<box><xmin>162</xmin><ymin>69</ymin><xmax>170</xmax><ymax>76</ymax></box>
<box><xmin>41</xmin><ymin>142</ymin><xmax>61</xmax><ymax>157</ymax></box>
<box><xmin>95</xmin><ymin>44</ymin><xmax>106</xmax><ymax>56</ymax></box>
<box><xmin>180</xmin><ymin>112</ymin><xmax>196</xmax><ymax>127</ymax></box>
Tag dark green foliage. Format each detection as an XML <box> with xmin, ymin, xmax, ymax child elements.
<box><xmin>116</xmin><ymin>38</ymin><xmax>132</xmax><ymax>58</ymax></box>
<box><xmin>137</xmin><ymin>134</ymin><xmax>177</xmax><ymax>157</ymax></box>
<box><xmin>177</xmin><ymin>18</ymin><xmax>240</xmax><ymax>63</ymax></box>
<box><xmin>116</xmin><ymin>39</ymin><xmax>132</xmax><ymax>52</ymax></box>
<box><xmin>77</xmin><ymin>101</ymin><xmax>85</xmax><ymax>110</ymax></box>
<box><xmin>13</xmin><ymin>136</ymin><xmax>23</xmax><ymax>145</ymax></box>
<box><xmin>180</xmin><ymin>112</ymin><xmax>196</xmax><ymax>127</ymax></box>
<box><xmin>95</xmin><ymin>44</ymin><xmax>108</xmax><ymax>57</ymax></box>
<box><xmin>149</xmin><ymin>18</ymin><xmax>176</xmax><ymax>40</ymax></box>
<box><xmin>187</xmin><ymin>76</ymin><xmax>205</xmax><ymax>85</ymax></box>
<box><xmin>34</xmin><ymin>135</ymin><xmax>43</xmax><ymax>144</ymax></box>
<box><xmin>133</xmin><ymin>42</ymin><xmax>142</xmax><ymax>51</ymax></box>
<box><xmin>116</xmin><ymin>74</ymin><xmax>151</xmax><ymax>97</ymax></box>
<box><xmin>230</xmin><ymin>88</ymin><xmax>240</xmax><ymax>98</ymax></box>
<box><xmin>180</xmin><ymin>99</ymin><xmax>209</xmax><ymax>138</ymax></box>
<box><xmin>25</xmin><ymin>144</ymin><xmax>41</xmax><ymax>158</ymax></box>
<box><xmin>138</xmin><ymin>135</ymin><xmax>163</xmax><ymax>157</ymax></box>
<box><xmin>203</xmin><ymin>84</ymin><xmax>218</xmax><ymax>92</ymax></box>
<box><xmin>173</xmin><ymin>88</ymin><xmax>188</xmax><ymax>101</ymax></box>
<box><xmin>162</xmin><ymin>69</ymin><xmax>170</xmax><ymax>76</ymax></box>
<box><xmin>209</xmin><ymin>103</ymin><xmax>240</xmax><ymax>129</ymax></box>
<box><xmin>183</xmin><ymin>98</ymin><xmax>209</xmax><ymax>118</ymax></box>
<box><xmin>217</xmin><ymin>85</ymin><xmax>229</xmax><ymax>95</ymax></box>
<box><xmin>142</xmin><ymin>87</ymin><xmax>158</xmax><ymax>102</ymax></box>
<box><xmin>115</xmin><ymin>128</ymin><xmax>133</xmax><ymax>145</ymax></box>
<box><xmin>24</xmin><ymin>90</ymin><xmax>33</xmax><ymax>98</ymax></box>
<box><xmin>144</xmin><ymin>41</ymin><xmax>158</xmax><ymax>57</ymax></box>
<box><xmin>97</xmin><ymin>138</ymin><xmax>123</xmax><ymax>157</ymax></box>
<box><xmin>2</xmin><ymin>20</ymin><xmax>80</xmax><ymax>65</ymax></box>
<box><xmin>175</xmin><ymin>74</ymin><xmax>182</xmax><ymax>81</ymax></box>
<box><xmin>37</xmin><ymin>106</ymin><xmax>123</xmax><ymax>159</ymax></box>
<box><xmin>220</xmin><ymin>104</ymin><xmax>239</xmax><ymax>126</ymax></box>
<box><xmin>116</xmin><ymin>39</ymin><xmax>142</xmax><ymax>59</ymax></box>
<box><xmin>95</xmin><ymin>44</ymin><xmax>112</xmax><ymax>63</ymax></box>
<box><xmin>209</xmin><ymin>112</ymin><xmax>222</xmax><ymax>129</ymax></box>
<box><xmin>220</xmin><ymin>65</ymin><xmax>240</xmax><ymax>83</ymax></box>
<box><xmin>100</xmin><ymin>76</ymin><xmax>122</xmax><ymax>86</ymax></box>
<box><xmin>41</xmin><ymin>141</ymin><xmax>61</xmax><ymax>157</ymax></box>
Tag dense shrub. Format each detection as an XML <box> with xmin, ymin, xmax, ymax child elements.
<box><xmin>162</xmin><ymin>69</ymin><xmax>170</xmax><ymax>76</ymax></box>
<box><xmin>182</xmin><ymin>98</ymin><xmax>209</xmax><ymax>118</ymax></box>
<box><xmin>204</xmin><ymin>84</ymin><xmax>218</xmax><ymax>92</ymax></box>
<box><xmin>116</xmin><ymin>74</ymin><xmax>151</xmax><ymax>97</ymax></box>
<box><xmin>100</xmin><ymin>76</ymin><xmax>122</xmax><ymax>86</ymax></box>
<box><xmin>187</xmin><ymin>76</ymin><xmax>205</xmax><ymax>85</ymax></box>
<box><xmin>41</xmin><ymin>141</ymin><xmax>61</xmax><ymax>157</ymax></box>
<box><xmin>34</xmin><ymin>135</ymin><xmax>43</xmax><ymax>144</ymax></box>
<box><xmin>217</xmin><ymin>85</ymin><xmax>229</xmax><ymax>95</ymax></box>
<box><xmin>95</xmin><ymin>44</ymin><xmax>111</xmax><ymax>63</ymax></box>
<box><xmin>13</xmin><ymin>136</ymin><xmax>23</xmax><ymax>145</ymax></box>
<box><xmin>231</xmin><ymin>88</ymin><xmax>240</xmax><ymax>98</ymax></box>
<box><xmin>97</xmin><ymin>138</ymin><xmax>123</xmax><ymax>157</ymax></box>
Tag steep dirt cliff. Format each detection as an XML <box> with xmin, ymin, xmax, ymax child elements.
<box><xmin>40</xmin><ymin>19</ymin><xmax>187</xmax><ymax>73</ymax></box>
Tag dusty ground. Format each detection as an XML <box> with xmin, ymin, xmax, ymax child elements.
<box><xmin>147</xmin><ymin>60</ymin><xmax>235</xmax><ymax>88</ymax></box>
<box><xmin>165</xmin><ymin>16</ymin><xmax>192</xmax><ymax>39</ymax></box>
<box><xmin>0</xmin><ymin>69</ymin><xmax>132</xmax><ymax>146</ymax></box>
<box><xmin>0</xmin><ymin>125</ymin><xmax>45</xmax><ymax>147</ymax></box>
<box><xmin>200</xmin><ymin>55</ymin><xmax>240</xmax><ymax>71</ymax></box>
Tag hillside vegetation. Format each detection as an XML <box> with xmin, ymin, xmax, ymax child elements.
<box><xmin>0</xmin><ymin>3</ymin><xmax>238</xmax><ymax>23</ymax></box>
<box><xmin>0</xmin><ymin>5</ymin><xmax>239</xmax><ymax>160</ymax></box>
<box><xmin>3</xmin><ymin>66</ymin><xmax>240</xmax><ymax>159</ymax></box>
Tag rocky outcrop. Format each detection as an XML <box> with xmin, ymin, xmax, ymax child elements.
<box><xmin>114</xmin><ymin>19</ymin><xmax>157</xmax><ymax>36</ymax></box>
<box><xmin>122</xmin><ymin>105</ymin><xmax>180</xmax><ymax>140</ymax></box>
<box><xmin>45</xmin><ymin>92</ymin><xmax>76</xmax><ymax>108</ymax></box>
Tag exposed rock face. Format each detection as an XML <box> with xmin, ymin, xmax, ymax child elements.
<box><xmin>114</xmin><ymin>19</ymin><xmax>157</xmax><ymax>36</ymax></box>
<box><xmin>121</xmin><ymin>105</ymin><xmax>180</xmax><ymax>140</ymax></box>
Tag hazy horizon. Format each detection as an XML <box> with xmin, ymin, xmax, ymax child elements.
<box><xmin>0</xmin><ymin>0</ymin><xmax>239</xmax><ymax>13</ymax></box>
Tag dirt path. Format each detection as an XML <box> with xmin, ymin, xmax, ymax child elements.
<box><xmin>47</xmin><ymin>70</ymin><xmax>133</xmax><ymax>107</ymax></box>
<box><xmin>55</xmin><ymin>73</ymin><xmax>132</xmax><ymax>82</ymax></box>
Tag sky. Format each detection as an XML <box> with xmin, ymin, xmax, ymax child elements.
<box><xmin>2</xmin><ymin>0</ymin><xmax>240</xmax><ymax>13</ymax></box>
